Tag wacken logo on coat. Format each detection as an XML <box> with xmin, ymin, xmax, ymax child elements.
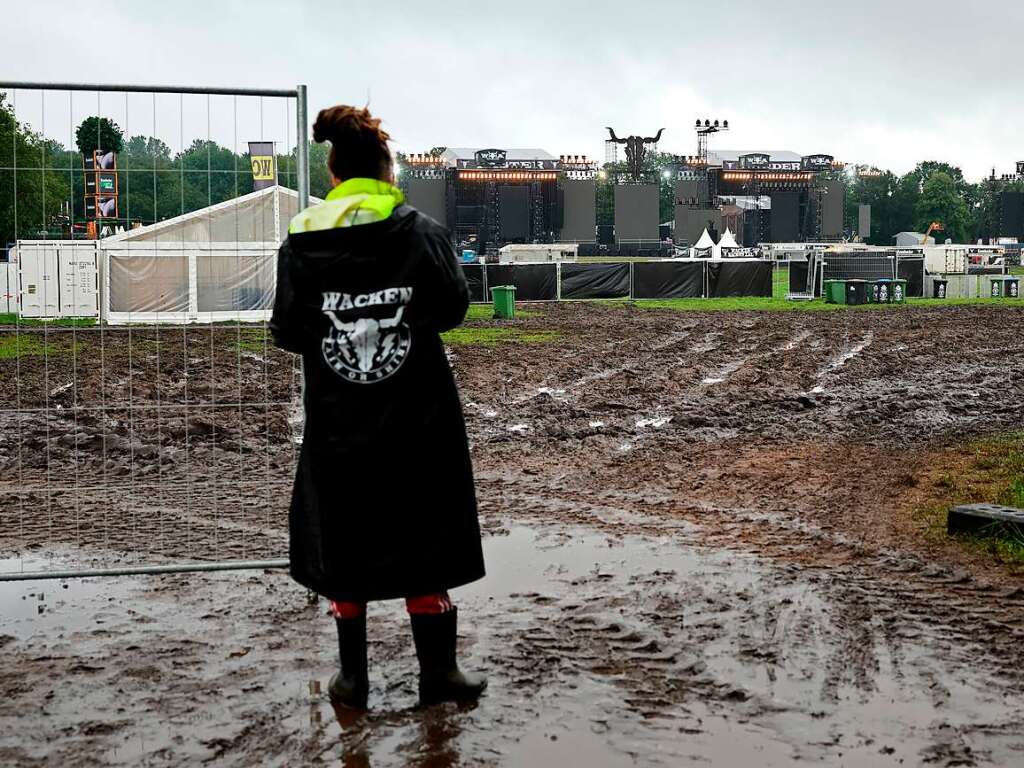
<box><xmin>321</xmin><ymin>288</ymin><xmax>414</xmax><ymax>383</ymax></box>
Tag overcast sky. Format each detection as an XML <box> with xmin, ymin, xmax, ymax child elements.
<box><xmin>4</xmin><ymin>0</ymin><xmax>1021</xmax><ymax>180</ymax></box>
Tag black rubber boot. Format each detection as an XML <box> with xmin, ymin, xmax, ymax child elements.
<box><xmin>410</xmin><ymin>607</ymin><xmax>487</xmax><ymax>706</ymax></box>
<box><xmin>328</xmin><ymin>614</ymin><xmax>369</xmax><ymax>710</ymax></box>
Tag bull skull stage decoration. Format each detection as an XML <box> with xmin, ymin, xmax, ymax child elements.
<box><xmin>606</xmin><ymin>127</ymin><xmax>665</xmax><ymax>181</ymax></box>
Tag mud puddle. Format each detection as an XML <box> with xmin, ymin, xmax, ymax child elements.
<box><xmin>0</xmin><ymin>552</ymin><xmax>142</xmax><ymax>641</ymax></box>
<box><xmin>4</xmin><ymin>516</ymin><xmax>1021</xmax><ymax>766</ymax></box>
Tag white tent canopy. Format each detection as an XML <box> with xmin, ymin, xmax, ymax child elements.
<box><xmin>102</xmin><ymin>186</ymin><xmax>323</xmax><ymax>324</ymax></box>
<box><xmin>106</xmin><ymin>185</ymin><xmax>319</xmax><ymax>245</ymax></box>
<box><xmin>693</xmin><ymin>228</ymin><xmax>715</xmax><ymax>249</ymax></box>
<box><xmin>718</xmin><ymin>228</ymin><xmax>739</xmax><ymax>249</ymax></box>
<box><xmin>712</xmin><ymin>227</ymin><xmax>740</xmax><ymax>259</ymax></box>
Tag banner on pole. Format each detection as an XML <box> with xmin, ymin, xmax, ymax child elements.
<box><xmin>249</xmin><ymin>141</ymin><xmax>277</xmax><ymax>189</ymax></box>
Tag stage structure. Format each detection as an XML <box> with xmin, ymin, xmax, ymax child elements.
<box><xmin>602</xmin><ymin>127</ymin><xmax>667</xmax><ymax>248</ymax></box>
<box><xmin>403</xmin><ymin>149</ymin><xmax>597</xmax><ymax>255</ymax></box>
<box><xmin>670</xmin><ymin>119</ymin><xmax>844</xmax><ymax>246</ymax></box>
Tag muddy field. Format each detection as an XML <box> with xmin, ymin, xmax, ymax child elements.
<box><xmin>2</xmin><ymin>302</ymin><xmax>1024</xmax><ymax>766</ymax></box>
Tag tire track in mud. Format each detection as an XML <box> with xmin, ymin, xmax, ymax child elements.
<box><xmin>4</xmin><ymin>304</ymin><xmax>1024</xmax><ymax>765</ymax></box>
<box><xmin>472</xmin><ymin>471</ymin><xmax>1024</xmax><ymax>764</ymax></box>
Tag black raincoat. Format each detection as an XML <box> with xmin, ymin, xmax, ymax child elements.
<box><xmin>270</xmin><ymin>204</ymin><xmax>484</xmax><ymax>602</ymax></box>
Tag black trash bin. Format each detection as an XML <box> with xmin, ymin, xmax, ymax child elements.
<box><xmin>846</xmin><ymin>279</ymin><xmax>868</xmax><ymax>306</ymax></box>
<box><xmin>1007</xmin><ymin>278</ymin><xmax>1020</xmax><ymax>298</ymax></box>
<box><xmin>932</xmin><ymin>278</ymin><xmax>948</xmax><ymax>299</ymax></box>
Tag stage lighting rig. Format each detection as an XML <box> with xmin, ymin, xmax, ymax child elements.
<box><xmin>694</xmin><ymin>117</ymin><xmax>728</xmax><ymax>165</ymax></box>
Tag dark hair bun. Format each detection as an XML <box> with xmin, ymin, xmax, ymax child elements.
<box><xmin>312</xmin><ymin>105</ymin><xmax>391</xmax><ymax>146</ymax></box>
<box><xmin>312</xmin><ymin>104</ymin><xmax>393</xmax><ymax>181</ymax></box>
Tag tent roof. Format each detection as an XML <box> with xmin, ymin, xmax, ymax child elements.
<box><xmin>708</xmin><ymin>149</ymin><xmax>803</xmax><ymax>165</ymax></box>
<box><xmin>694</xmin><ymin>228</ymin><xmax>715</xmax><ymax>249</ymax></box>
<box><xmin>719</xmin><ymin>228</ymin><xmax>740</xmax><ymax>249</ymax></box>
<box><xmin>105</xmin><ymin>186</ymin><xmax>323</xmax><ymax>244</ymax></box>
<box><xmin>442</xmin><ymin>148</ymin><xmax>556</xmax><ymax>165</ymax></box>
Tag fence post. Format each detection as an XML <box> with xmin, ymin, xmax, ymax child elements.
<box><xmin>296</xmin><ymin>84</ymin><xmax>310</xmax><ymax>211</ymax></box>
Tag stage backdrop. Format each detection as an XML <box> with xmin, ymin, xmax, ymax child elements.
<box><xmin>675</xmin><ymin>207</ymin><xmax>719</xmax><ymax>246</ymax></box>
<box><xmin>615</xmin><ymin>184</ymin><xmax>659</xmax><ymax>243</ymax></box>
<box><xmin>561</xmin><ymin>179</ymin><xmax>596</xmax><ymax>242</ymax></box>
<box><xmin>406</xmin><ymin>177</ymin><xmax>447</xmax><ymax>227</ymax></box>
<box><xmin>770</xmin><ymin>192</ymin><xmax>800</xmax><ymax>242</ymax></box>
<box><xmin>821</xmin><ymin>181</ymin><xmax>844</xmax><ymax>240</ymax></box>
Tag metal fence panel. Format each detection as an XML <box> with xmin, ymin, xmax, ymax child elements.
<box><xmin>0</xmin><ymin>81</ymin><xmax>307</xmax><ymax>580</ymax></box>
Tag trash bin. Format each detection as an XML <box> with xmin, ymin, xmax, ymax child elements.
<box><xmin>1007</xmin><ymin>278</ymin><xmax>1020</xmax><ymax>298</ymax></box>
<box><xmin>490</xmin><ymin>285</ymin><xmax>516</xmax><ymax>319</ymax></box>
<box><xmin>989</xmin><ymin>277</ymin><xmax>1005</xmax><ymax>298</ymax></box>
<box><xmin>891</xmin><ymin>279</ymin><xmax>908</xmax><ymax>304</ymax></box>
<box><xmin>871</xmin><ymin>278</ymin><xmax>893</xmax><ymax>303</ymax></box>
<box><xmin>846</xmin><ymin>279</ymin><xmax>868</xmax><ymax>306</ymax></box>
<box><xmin>932</xmin><ymin>278</ymin><xmax>948</xmax><ymax>299</ymax></box>
<box><xmin>823</xmin><ymin>279</ymin><xmax>847</xmax><ymax>304</ymax></box>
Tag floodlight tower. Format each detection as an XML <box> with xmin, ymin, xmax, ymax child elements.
<box><xmin>694</xmin><ymin>118</ymin><xmax>728</xmax><ymax>165</ymax></box>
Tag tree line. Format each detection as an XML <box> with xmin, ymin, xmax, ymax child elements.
<box><xmin>1</xmin><ymin>99</ymin><xmax>324</xmax><ymax>246</ymax></box>
<box><xmin>3</xmin><ymin>96</ymin><xmax>1023</xmax><ymax>247</ymax></box>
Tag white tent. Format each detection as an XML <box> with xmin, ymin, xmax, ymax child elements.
<box><xmin>691</xmin><ymin>228</ymin><xmax>715</xmax><ymax>258</ymax></box>
<box><xmin>105</xmin><ymin>185</ymin><xmax>315</xmax><ymax>245</ymax></box>
<box><xmin>718</xmin><ymin>228</ymin><xmax>739</xmax><ymax>249</ymax></box>
<box><xmin>693</xmin><ymin>228</ymin><xmax>715</xmax><ymax>249</ymax></box>
<box><xmin>712</xmin><ymin>227</ymin><xmax>740</xmax><ymax>259</ymax></box>
<box><xmin>102</xmin><ymin>186</ymin><xmax>322</xmax><ymax>324</ymax></box>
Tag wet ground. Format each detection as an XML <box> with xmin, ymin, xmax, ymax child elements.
<box><xmin>2</xmin><ymin>302</ymin><xmax>1024</xmax><ymax>766</ymax></box>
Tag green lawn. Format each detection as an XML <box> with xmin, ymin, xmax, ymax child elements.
<box><xmin>0</xmin><ymin>313</ymin><xmax>96</xmax><ymax>327</ymax></box>
<box><xmin>917</xmin><ymin>432</ymin><xmax>1024</xmax><ymax>568</ymax></box>
<box><xmin>0</xmin><ymin>333</ymin><xmax>81</xmax><ymax>359</ymax></box>
<box><xmin>441</xmin><ymin>327</ymin><xmax>559</xmax><ymax>346</ymax></box>
<box><xmin>597</xmin><ymin>296</ymin><xmax>1024</xmax><ymax>313</ymax></box>
<box><xmin>464</xmin><ymin>304</ymin><xmax>540</xmax><ymax>321</ymax></box>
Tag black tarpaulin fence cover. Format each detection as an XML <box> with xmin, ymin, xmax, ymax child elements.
<box><xmin>460</xmin><ymin>263</ymin><xmax>486</xmax><ymax>303</ymax></box>
<box><xmin>464</xmin><ymin>260</ymin><xmax>777</xmax><ymax>303</ymax></box>
<box><xmin>788</xmin><ymin>254</ymin><xmax>810</xmax><ymax>294</ymax></box>
<box><xmin>484</xmin><ymin>264</ymin><xmax>558</xmax><ymax>301</ymax></box>
<box><xmin>707</xmin><ymin>260</ymin><xmax>772</xmax><ymax>298</ymax></box>
<box><xmin>896</xmin><ymin>257</ymin><xmax>925</xmax><ymax>298</ymax></box>
<box><xmin>631</xmin><ymin>261</ymin><xmax>703</xmax><ymax>299</ymax></box>
<box><xmin>560</xmin><ymin>263</ymin><xmax>631</xmax><ymax>300</ymax></box>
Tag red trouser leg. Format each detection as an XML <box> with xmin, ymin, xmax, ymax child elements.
<box><xmin>405</xmin><ymin>592</ymin><xmax>454</xmax><ymax>615</ymax></box>
<box><xmin>329</xmin><ymin>600</ymin><xmax>366</xmax><ymax>619</ymax></box>
<box><xmin>328</xmin><ymin>593</ymin><xmax>453</xmax><ymax>618</ymax></box>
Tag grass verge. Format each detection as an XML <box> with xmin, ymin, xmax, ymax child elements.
<box><xmin>0</xmin><ymin>333</ymin><xmax>82</xmax><ymax>359</ymax></box>
<box><xmin>442</xmin><ymin>327</ymin><xmax>559</xmax><ymax>346</ymax></box>
<box><xmin>605</xmin><ymin>296</ymin><xmax>1024</xmax><ymax>313</ymax></box>
<box><xmin>219</xmin><ymin>314</ymin><xmax>558</xmax><ymax>349</ymax></box>
<box><xmin>915</xmin><ymin>432</ymin><xmax>1024</xmax><ymax>569</ymax></box>
<box><xmin>464</xmin><ymin>304</ymin><xmax>539</xmax><ymax>321</ymax></box>
<box><xmin>0</xmin><ymin>313</ymin><xmax>96</xmax><ymax>327</ymax></box>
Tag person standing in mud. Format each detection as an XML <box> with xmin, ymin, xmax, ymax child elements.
<box><xmin>270</xmin><ymin>104</ymin><xmax>486</xmax><ymax>709</ymax></box>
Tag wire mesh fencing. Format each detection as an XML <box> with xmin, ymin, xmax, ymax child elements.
<box><xmin>0</xmin><ymin>82</ymin><xmax>309</xmax><ymax>579</ymax></box>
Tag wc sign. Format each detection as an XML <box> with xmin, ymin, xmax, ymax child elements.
<box><xmin>248</xmin><ymin>141</ymin><xmax>276</xmax><ymax>190</ymax></box>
